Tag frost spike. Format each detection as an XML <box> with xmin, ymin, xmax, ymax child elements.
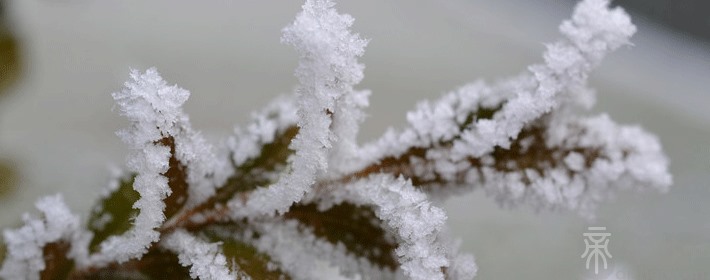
<box><xmin>229</xmin><ymin>0</ymin><xmax>368</xmax><ymax>217</ymax></box>
<box><xmin>91</xmin><ymin>68</ymin><xmax>227</xmax><ymax>265</ymax></box>
<box><xmin>162</xmin><ymin>229</ymin><xmax>238</xmax><ymax>280</ymax></box>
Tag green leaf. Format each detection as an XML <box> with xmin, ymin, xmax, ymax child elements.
<box><xmin>0</xmin><ymin>27</ymin><xmax>20</xmax><ymax>94</ymax></box>
<box><xmin>202</xmin><ymin>227</ymin><xmax>290</xmax><ymax>279</ymax></box>
<box><xmin>0</xmin><ymin>238</ymin><xmax>5</xmax><ymax>267</ymax></box>
<box><xmin>0</xmin><ymin>159</ymin><xmax>17</xmax><ymax>199</ymax></box>
<box><xmin>457</xmin><ymin>104</ymin><xmax>501</xmax><ymax>131</ymax></box>
<box><xmin>224</xmin><ymin>126</ymin><xmax>298</xmax><ymax>196</ymax></box>
<box><xmin>221</xmin><ymin>238</ymin><xmax>289</xmax><ymax>279</ymax></box>
<box><xmin>40</xmin><ymin>241</ymin><xmax>74</xmax><ymax>280</ymax></box>
<box><xmin>285</xmin><ymin>202</ymin><xmax>398</xmax><ymax>270</ymax></box>
<box><xmin>86</xmin><ymin>175</ymin><xmax>140</xmax><ymax>253</ymax></box>
<box><xmin>186</xmin><ymin>126</ymin><xmax>298</xmax><ymax>215</ymax></box>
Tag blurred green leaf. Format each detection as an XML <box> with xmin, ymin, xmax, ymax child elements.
<box><xmin>0</xmin><ymin>27</ymin><xmax>20</xmax><ymax>95</ymax></box>
<box><xmin>0</xmin><ymin>160</ymin><xmax>17</xmax><ymax>199</ymax></box>
<box><xmin>285</xmin><ymin>202</ymin><xmax>398</xmax><ymax>270</ymax></box>
<box><xmin>86</xmin><ymin>175</ymin><xmax>139</xmax><ymax>253</ymax></box>
<box><xmin>0</xmin><ymin>238</ymin><xmax>5</xmax><ymax>267</ymax></box>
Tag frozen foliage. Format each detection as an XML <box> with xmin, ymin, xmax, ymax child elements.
<box><xmin>228</xmin><ymin>95</ymin><xmax>298</xmax><ymax>167</ymax></box>
<box><xmin>0</xmin><ymin>195</ymin><xmax>88</xmax><ymax>280</ymax></box>
<box><xmin>162</xmin><ymin>230</ymin><xmax>239</xmax><ymax>280</ymax></box>
<box><xmin>245</xmin><ymin>219</ymin><xmax>397</xmax><ymax>280</ymax></box>
<box><xmin>0</xmin><ymin>0</ymin><xmax>672</xmax><ymax>279</ymax></box>
<box><xmin>307</xmin><ymin>174</ymin><xmax>475</xmax><ymax>280</ymax></box>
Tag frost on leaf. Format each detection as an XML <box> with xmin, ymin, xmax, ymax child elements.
<box><xmin>0</xmin><ymin>195</ymin><xmax>88</xmax><ymax>280</ymax></box>
<box><xmin>162</xmin><ymin>230</ymin><xmax>237</xmax><ymax>280</ymax></box>
<box><xmin>284</xmin><ymin>202</ymin><xmax>399</xmax><ymax>270</ymax></box>
<box><xmin>201</xmin><ymin>225</ymin><xmax>291</xmax><ymax>279</ymax></box>
<box><xmin>86</xmin><ymin>173</ymin><xmax>139</xmax><ymax>253</ymax></box>
<box><xmin>212</xmin><ymin>97</ymin><xmax>299</xmax><ymax>206</ymax></box>
<box><xmin>244</xmin><ymin>219</ymin><xmax>394</xmax><ymax>280</ymax></box>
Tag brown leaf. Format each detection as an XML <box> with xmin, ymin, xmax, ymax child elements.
<box><xmin>40</xmin><ymin>242</ymin><xmax>74</xmax><ymax>280</ymax></box>
<box><xmin>285</xmin><ymin>202</ymin><xmax>398</xmax><ymax>270</ymax></box>
<box><xmin>157</xmin><ymin>136</ymin><xmax>189</xmax><ymax>220</ymax></box>
<box><xmin>71</xmin><ymin>249</ymin><xmax>191</xmax><ymax>280</ymax></box>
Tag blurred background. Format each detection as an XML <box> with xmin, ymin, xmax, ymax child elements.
<box><xmin>0</xmin><ymin>0</ymin><xmax>708</xmax><ymax>279</ymax></box>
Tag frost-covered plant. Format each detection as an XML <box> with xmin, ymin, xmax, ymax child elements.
<box><xmin>0</xmin><ymin>0</ymin><xmax>672</xmax><ymax>279</ymax></box>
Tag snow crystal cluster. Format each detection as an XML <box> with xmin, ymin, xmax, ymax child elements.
<box><xmin>1</xmin><ymin>195</ymin><xmax>89</xmax><ymax>280</ymax></box>
<box><xmin>163</xmin><ymin>230</ymin><xmax>237</xmax><ymax>280</ymax></box>
<box><xmin>0</xmin><ymin>0</ymin><xmax>671</xmax><ymax>279</ymax></box>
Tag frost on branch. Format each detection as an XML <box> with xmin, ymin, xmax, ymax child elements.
<box><xmin>0</xmin><ymin>0</ymin><xmax>672</xmax><ymax>279</ymax></box>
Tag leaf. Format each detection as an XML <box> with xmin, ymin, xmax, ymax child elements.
<box><xmin>202</xmin><ymin>227</ymin><xmax>290</xmax><ymax>279</ymax></box>
<box><xmin>157</xmin><ymin>136</ymin><xmax>189</xmax><ymax>220</ymax></box>
<box><xmin>0</xmin><ymin>27</ymin><xmax>20</xmax><ymax>94</ymax></box>
<box><xmin>457</xmin><ymin>104</ymin><xmax>501</xmax><ymax>131</ymax></box>
<box><xmin>227</xmin><ymin>126</ymin><xmax>298</xmax><ymax>195</ymax></box>
<box><xmin>0</xmin><ymin>239</ymin><xmax>5</xmax><ymax>268</ymax></box>
<box><xmin>73</xmin><ymin>249</ymin><xmax>191</xmax><ymax>280</ymax></box>
<box><xmin>351</xmin><ymin>116</ymin><xmax>600</xmax><ymax>188</ymax></box>
<box><xmin>350</xmin><ymin>104</ymin><xmax>503</xmax><ymax>186</ymax></box>
<box><xmin>40</xmin><ymin>241</ymin><xmax>74</xmax><ymax>280</ymax></box>
<box><xmin>0</xmin><ymin>159</ymin><xmax>17</xmax><ymax>199</ymax></box>
<box><xmin>186</xmin><ymin>126</ymin><xmax>298</xmax><ymax>214</ymax></box>
<box><xmin>284</xmin><ymin>202</ymin><xmax>398</xmax><ymax>270</ymax></box>
<box><xmin>221</xmin><ymin>238</ymin><xmax>289</xmax><ymax>279</ymax></box>
<box><xmin>87</xmin><ymin>175</ymin><xmax>140</xmax><ymax>253</ymax></box>
<box><xmin>86</xmin><ymin>137</ymin><xmax>190</xmax><ymax>253</ymax></box>
<box><xmin>134</xmin><ymin>249</ymin><xmax>192</xmax><ymax>280</ymax></box>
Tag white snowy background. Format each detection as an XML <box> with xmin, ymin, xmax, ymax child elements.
<box><xmin>0</xmin><ymin>0</ymin><xmax>708</xmax><ymax>279</ymax></box>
